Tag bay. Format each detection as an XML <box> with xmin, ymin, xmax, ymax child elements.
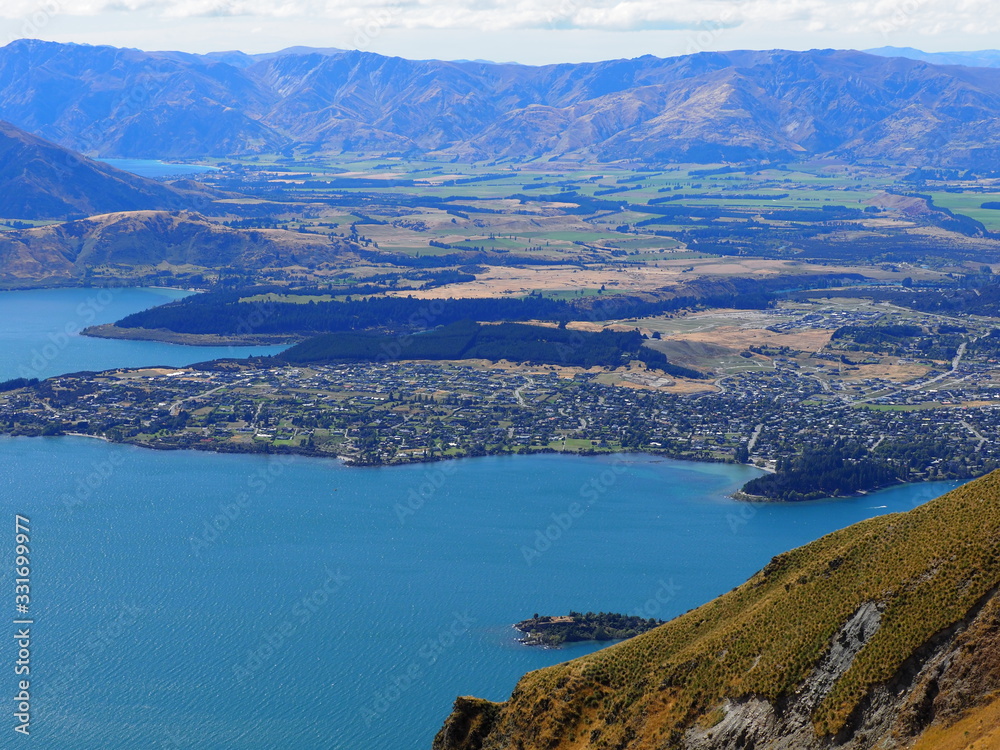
<box><xmin>0</xmin><ymin>287</ymin><xmax>287</xmax><ymax>382</ymax></box>
<box><xmin>98</xmin><ymin>159</ymin><xmax>220</xmax><ymax>179</ymax></box>
<box><xmin>0</xmin><ymin>438</ymin><xmax>959</xmax><ymax>749</ymax></box>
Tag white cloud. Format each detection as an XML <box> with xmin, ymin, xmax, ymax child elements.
<box><xmin>2</xmin><ymin>0</ymin><xmax>1000</xmax><ymax>37</ymax></box>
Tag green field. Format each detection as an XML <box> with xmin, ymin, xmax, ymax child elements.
<box><xmin>926</xmin><ymin>191</ymin><xmax>1000</xmax><ymax>231</ymax></box>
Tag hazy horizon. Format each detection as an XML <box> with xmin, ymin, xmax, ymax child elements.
<box><xmin>4</xmin><ymin>37</ymin><xmax>1000</xmax><ymax>68</ymax></box>
<box><xmin>2</xmin><ymin>0</ymin><xmax>1000</xmax><ymax>66</ymax></box>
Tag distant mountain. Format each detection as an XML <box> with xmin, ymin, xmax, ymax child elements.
<box><xmin>0</xmin><ymin>211</ymin><xmax>359</xmax><ymax>287</ymax></box>
<box><xmin>0</xmin><ymin>41</ymin><xmax>288</xmax><ymax>158</ymax></box>
<box><xmin>435</xmin><ymin>471</ymin><xmax>1000</xmax><ymax>750</ymax></box>
<box><xmin>866</xmin><ymin>46</ymin><xmax>1000</xmax><ymax>69</ymax></box>
<box><xmin>6</xmin><ymin>41</ymin><xmax>1000</xmax><ymax>165</ymax></box>
<box><xmin>198</xmin><ymin>46</ymin><xmax>347</xmax><ymax>69</ymax></box>
<box><xmin>0</xmin><ymin>120</ymin><xmax>192</xmax><ymax>219</ymax></box>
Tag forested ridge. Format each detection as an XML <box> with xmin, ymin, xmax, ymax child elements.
<box><xmin>796</xmin><ymin>275</ymin><xmax>1000</xmax><ymax>316</ymax></box>
<box><xmin>109</xmin><ymin>274</ymin><xmax>862</xmax><ymax>338</ymax></box>
<box><xmin>742</xmin><ymin>443</ymin><xmax>901</xmax><ymax>501</ymax></box>
<box><xmin>277</xmin><ymin>320</ymin><xmax>704</xmax><ymax>376</ymax></box>
<box><xmin>116</xmin><ymin>292</ymin><xmax>573</xmax><ymax>335</ymax></box>
<box><xmin>110</xmin><ymin>290</ymin><xmax>758</xmax><ymax>336</ymax></box>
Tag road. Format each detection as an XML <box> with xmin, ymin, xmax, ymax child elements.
<box><xmin>513</xmin><ymin>376</ymin><xmax>536</xmax><ymax>406</ymax></box>
<box><xmin>961</xmin><ymin>419</ymin><xmax>989</xmax><ymax>452</ymax></box>
<box><xmin>851</xmin><ymin>339</ymin><xmax>971</xmax><ymax>405</ymax></box>
<box><xmin>169</xmin><ymin>383</ymin><xmax>229</xmax><ymax>416</ymax></box>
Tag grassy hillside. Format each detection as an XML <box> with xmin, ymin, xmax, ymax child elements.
<box><xmin>435</xmin><ymin>471</ymin><xmax>1000</xmax><ymax>749</ymax></box>
<box><xmin>910</xmin><ymin>695</ymin><xmax>1000</xmax><ymax>750</ymax></box>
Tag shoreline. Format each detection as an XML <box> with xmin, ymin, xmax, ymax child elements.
<box><xmin>0</xmin><ymin>428</ymin><xmax>960</xmax><ymax>502</ymax></box>
<box><xmin>1</xmin><ymin>426</ymin><xmax>746</xmax><ymax>471</ymax></box>
<box><xmin>64</xmin><ymin>432</ymin><xmax>110</xmax><ymax>442</ymax></box>
<box><xmin>81</xmin><ymin>323</ymin><xmax>298</xmax><ymax>347</ymax></box>
<box><xmin>0</xmin><ymin>282</ymin><xmax>205</xmax><ymax>293</ymax></box>
<box><xmin>731</xmin><ymin>478</ymin><xmax>908</xmax><ymax>504</ymax></box>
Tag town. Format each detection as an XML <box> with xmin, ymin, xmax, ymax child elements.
<box><xmin>3</xmin><ymin>340</ymin><xmax>1000</xmax><ymax>498</ymax></box>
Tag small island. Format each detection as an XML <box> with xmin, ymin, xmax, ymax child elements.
<box><xmin>514</xmin><ymin>611</ymin><xmax>666</xmax><ymax>647</ymax></box>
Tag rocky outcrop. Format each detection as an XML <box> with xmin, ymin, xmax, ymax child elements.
<box><xmin>437</xmin><ymin>594</ymin><xmax>1000</xmax><ymax>750</ymax></box>
<box><xmin>683</xmin><ymin>602</ymin><xmax>884</xmax><ymax>750</ymax></box>
<box><xmin>433</xmin><ymin>698</ymin><xmax>503</xmax><ymax>750</ymax></box>
<box><xmin>680</xmin><ymin>590</ymin><xmax>1000</xmax><ymax>750</ymax></box>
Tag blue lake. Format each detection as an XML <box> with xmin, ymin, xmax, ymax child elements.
<box><xmin>0</xmin><ymin>287</ymin><xmax>287</xmax><ymax>381</ymax></box>
<box><xmin>0</xmin><ymin>288</ymin><xmax>964</xmax><ymax>748</ymax></box>
<box><xmin>0</xmin><ymin>441</ymin><xmax>959</xmax><ymax>749</ymax></box>
<box><xmin>98</xmin><ymin>159</ymin><xmax>220</xmax><ymax>179</ymax></box>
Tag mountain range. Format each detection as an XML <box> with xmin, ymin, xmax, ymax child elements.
<box><xmin>0</xmin><ymin>119</ymin><xmax>192</xmax><ymax>218</ymax></box>
<box><xmin>6</xmin><ymin>41</ymin><xmax>1000</xmax><ymax>165</ymax></box>
<box><xmin>435</xmin><ymin>471</ymin><xmax>1000</xmax><ymax>750</ymax></box>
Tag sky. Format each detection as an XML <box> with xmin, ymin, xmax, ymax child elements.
<box><xmin>0</xmin><ymin>0</ymin><xmax>996</xmax><ymax>64</ymax></box>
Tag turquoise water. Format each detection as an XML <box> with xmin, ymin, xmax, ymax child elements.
<box><xmin>0</xmin><ymin>439</ymin><xmax>959</xmax><ymax>749</ymax></box>
<box><xmin>0</xmin><ymin>287</ymin><xmax>287</xmax><ymax>381</ymax></box>
<box><xmin>0</xmin><ymin>288</ymin><xmax>964</xmax><ymax>748</ymax></box>
<box><xmin>98</xmin><ymin>159</ymin><xmax>220</xmax><ymax>178</ymax></box>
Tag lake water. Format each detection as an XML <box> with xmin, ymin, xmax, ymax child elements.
<box><xmin>0</xmin><ymin>442</ymin><xmax>959</xmax><ymax>749</ymax></box>
<box><xmin>98</xmin><ymin>159</ymin><xmax>220</xmax><ymax>179</ymax></box>
<box><xmin>0</xmin><ymin>288</ymin><xmax>963</xmax><ymax>749</ymax></box>
<box><xmin>0</xmin><ymin>287</ymin><xmax>287</xmax><ymax>382</ymax></box>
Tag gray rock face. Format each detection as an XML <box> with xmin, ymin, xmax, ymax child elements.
<box><xmin>683</xmin><ymin>602</ymin><xmax>884</xmax><ymax>750</ymax></box>
<box><xmin>681</xmin><ymin>589</ymin><xmax>1000</xmax><ymax>750</ymax></box>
